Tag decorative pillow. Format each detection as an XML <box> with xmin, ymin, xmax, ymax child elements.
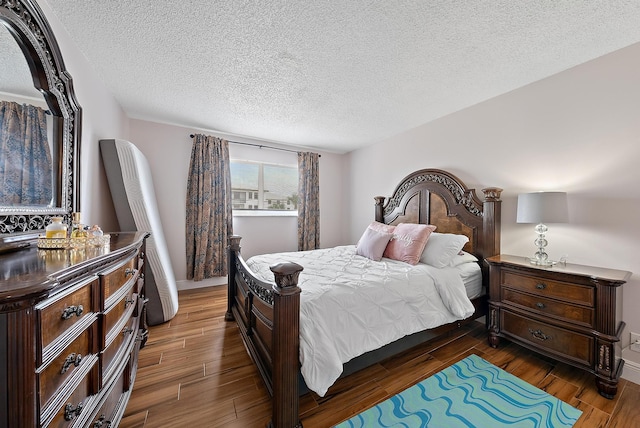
<box><xmin>356</xmin><ymin>226</ymin><xmax>394</xmax><ymax>261</ymax></box>
<box><xmin>448</xmin><ymin>250</ymin><xmax>478</xmax><ymax>267</ymax></box>
<box><xmin>366</xmin><ymin>221</ymin><xmax>396</xmax><ymax>235</ymax></box>
<box><xmin>383</xmin><ymin>223</ymin><xmax>437</xmax><ymax>265</ymax></box>
<box><xmin>420</xmin><ymin>232</ymin><xmax>470</xmax><ymax>268</ymax></box>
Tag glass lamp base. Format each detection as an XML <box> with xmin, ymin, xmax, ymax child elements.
<box><xmin>528</xmin><ymin>223</ymin><xmax>557</xmax><ymax>267</ymax></box>
<box><xmin>529</xmin><ymin>258</ymin><xmax>556</xmax><ymax>267</ymax></box>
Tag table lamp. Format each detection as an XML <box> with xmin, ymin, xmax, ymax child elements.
<box><xmin>516</xmin><ymin>191</ymin><xmax>568</xmax><ymax>266</ymax></box>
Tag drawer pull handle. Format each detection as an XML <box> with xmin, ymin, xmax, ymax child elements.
<box><xmin>61</xmin><ymin>305</ymin><xmax>84</xmax><ymax>320</ymax></box>
<box><xmin>64</xmin><ymin>402</ymin><xmax>84</xmax><ymax>421</ymax></box>
<box><xmin>61</xmin><ymin>353</ymin><xmax>83</xmax><ymax>374</ymax></box>
<box><xmin>93</xmin><ymin>414</ymin><xmax>112</xmax><ymax>428</ymax></box>
<box><xmin>124</xmin><ymin>296</ymin><xmax>136</xmax><ymax>308</ymax></box>
<box><xmin>535</xmin><ymin>283</ymin><xmax>546</xmax><ymax>290</ymax></box>
<box><xmin>536</xmin><ymin>302</ymin><xmax>545</xmax><ymax>309</ymax></box>
<box><xmin>125</xmin><ymin>268</ymin><xmax>137</xmax><ymax>277</ymax></box>
<box><xmin>529</xmin><ymin>328</ymin><xmax>551</xmax><ymax>341</ymax></box>
<box><xmin>123</xmin><ymin>326</ymin><xmax>135</xmax><ymax>336</ymax></box>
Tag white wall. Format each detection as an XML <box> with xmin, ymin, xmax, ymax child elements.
<box><xmin>347</xmin><ymin>42</ymin><xmax>640</xmax><ymax>379</ymax></box>
<box><xmin>129</xmin><ymin>119</ymin><xmax>349</xmax><ymax>288</ymax></box>
<box><xmin>38</xmin><ymin>0</ymin><xmax>129</xmax><ymax>232</ymax></box>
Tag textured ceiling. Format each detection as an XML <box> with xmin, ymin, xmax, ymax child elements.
<box><xmin>0</xmin><ymin>25</ymin><xmax>44</xmax><ymax>100</ymax></box>
<box><xmin>26</xmin><ymin>1</ymin><xmax>640</xmax><ymax>152</ymax></box>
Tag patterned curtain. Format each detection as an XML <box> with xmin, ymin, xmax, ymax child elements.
<box><xmin>185</xmin><ymin>134</ymin><xmax>233</xmax><ymax>280</ymax></box>
<box><xmin>297</xmin><ymin>151</ymin><xmax>320</xmax><ymax>251</ymax></box>
<box><xmin>0</xmin><ymin>101</ymin><xmax>52</xmax><ymax>205</ymax></box>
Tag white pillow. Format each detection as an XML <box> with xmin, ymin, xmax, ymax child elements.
<box><xmin>420</xmin><ymin>232</ymin><xmax>469</xmax><ymax>268</ymax></box>
<box><xmin>448</xmin><ymin>250</ymin><xmax>478</xmax><ymax>267</ymax></box>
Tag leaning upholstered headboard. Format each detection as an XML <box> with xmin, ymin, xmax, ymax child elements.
<box><xmin>100</xmin><ymin>139</ymin><xmax>179</xmax><ymax>325</ymax></box>
<box><xmin>374</xmin><ymin>169</ymin><xmax>502</xmax><ymax>275</ymax></box>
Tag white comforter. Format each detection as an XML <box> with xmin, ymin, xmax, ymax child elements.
<box><xmin>246</xmin><ymin>245</ymin><xmax>475</xmax><ymax>397</ymax></box>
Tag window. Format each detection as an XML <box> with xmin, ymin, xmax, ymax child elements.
<box><xmin>230</xmin><ymin>160</ymin><xmax>298</xmax><ymax>211</ymax></box>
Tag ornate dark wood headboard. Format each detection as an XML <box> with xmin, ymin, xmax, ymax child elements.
<box><xmin>374</xmin><ymin>169</ymin><xmax>502</xmax><ymax>284</ymax></box>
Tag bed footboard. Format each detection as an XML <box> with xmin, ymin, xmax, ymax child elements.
<box><xmin>226</xmin><ymin>235</ymin><xmax>303</xmax><ymax>428</ymax></box>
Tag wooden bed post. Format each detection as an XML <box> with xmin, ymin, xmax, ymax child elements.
<box><xmin>374</xmin><ymin>196</ymin><xmax>386</xmax><ymax>222</ymax></box>
<box><xmin>481</xmin><ymin>188</ymin><xmax>502</xmax><ymax>258</ymax></box>
<box><xmin>225</xmin><ymin>235</ymin><xmax>241</xmax><ymax>321</ymax></box>
<box><xmin>270</xmin><ymin>262</ymin><xmax>304</xmax><ymax>428</ymax></box>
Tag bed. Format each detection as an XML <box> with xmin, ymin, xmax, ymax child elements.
<box><xmin>226</xmin><ymin>168</ymin><xmax>502</xmax><ymax>428</ymax></box>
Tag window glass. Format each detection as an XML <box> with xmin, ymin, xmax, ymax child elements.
<box><xmin>230</xmin><ymin>160</ymin><xmax>298</xmax><ymax>211</ymax></box>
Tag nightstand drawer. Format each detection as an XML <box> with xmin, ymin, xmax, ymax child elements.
<box><xmin>502</xmin><ymin>288</ymin><xmax>594</xmax><ymax>327</ymax></box>
<box><xmin>502</xmin><ymin>310</ymin><xmax>593</xmax><ymax>367</ymax></box>
<box><xmin>502</xmin><ymin>270</ymin><xmax>594</xmax><ymax>306</ymax></box>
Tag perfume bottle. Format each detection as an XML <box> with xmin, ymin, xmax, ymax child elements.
<box><xmin>45</xmin><ymin>216</ymin><xmax>67</xmax><ymax>239</ymax></box>
<box><xmin>71</xmin><ymin>212</ymin><xmax>87</xmax><ymax>239</ymax></box>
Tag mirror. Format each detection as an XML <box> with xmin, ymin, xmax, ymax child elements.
<box><xmin>0</xmin><ymin>24</ymin><xmax>55</xmax><ymax>208</ymax></box>
<box><xmin>0</xmin><ymin>0</ymin><xmax>81</xmax><ymax>241</ymax></box>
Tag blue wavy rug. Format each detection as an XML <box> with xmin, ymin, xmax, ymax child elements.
<box><xmin>335</xmin><ymin>354</ymin><xmax>582</xmax><ymax>428</ymax></box>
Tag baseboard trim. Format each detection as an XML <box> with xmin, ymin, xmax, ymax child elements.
<box><xmin>177</xmin><ymin>276</ymin><xmax>227</xmax><ymax>290</ymax></box>
<box><xmin>622</xmin><ymin>347</ymin><xmax>640</xmax><ymax>385</ymax></box>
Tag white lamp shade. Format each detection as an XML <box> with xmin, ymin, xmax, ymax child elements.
<box><xmin>516</xmin><ymin>192</ymin><xmax>568</xmax><ymax>224</ymax></box>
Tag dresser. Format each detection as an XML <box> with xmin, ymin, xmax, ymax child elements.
<box><xmin>486</xmin><ymin>254</ymin><xmax>631</xmax><ymax>398</ymax></box>
<box><xmin>0</xmin><ymin>231</ymin><xmax>149</xmax><ymax>427</ymax></box>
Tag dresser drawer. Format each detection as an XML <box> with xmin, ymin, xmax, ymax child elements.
<box><xmin>89</xmin><ymin>356</ymin><xmax>129</xmax><ymax>428</ymax></box>
<box><xmin>502</xmin><ymin>310</ymin><xmax>593</xmax><ymax>367</ymax></box>
<box><xmin>502</xmin><ymin>270</ymin><xmax>594</xmax><ymax>306</ymax></box>
<box><xmin>36</xmin><ymin>277</ymin><xmax>97</xmax><ymax>361</ymax></box>
<box><xmin>502</xmin><ymin>288</ymin><xmax>594</xmax><ymax>327</ymax></box>
<box><xmin>103</xmin><ymin>282</ymin><xmax>137</xmax><ymax>341</ymax></box>
<box><xmin>43</xmin><ymin>367</ymin><xmax>94</xmax><ymax>428</ymax></box>
<box><xmin>102</xmin><ymin>316</ymin><xmax>137</xmax><ymax>381</ymax></box>
<box><xmin>100</xmin><ymin>252</ymin><xmax>139</xmax><ymax>306</ymax></box>
<box><xmin>38</xmin><ymin>324</ymin><xmax>96</xmax><ymax>411</ymax></box>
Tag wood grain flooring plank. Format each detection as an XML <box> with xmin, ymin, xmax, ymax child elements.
<box><xmin>570</xmin><ymin>398</ymin><xmax>611</xmax><ymax>428</ymax></box>
<box><xmin>536</xmin><ymin>374</ymin><xmax>580</xmax><ymax>403</ymax></box>
<box><xmin>121</xmin><ymin>286</ymin><xmax>640</xmax><ymax>428</ymax></box>
<box><xmin>607</xmin><ymin>381</ymin><xmax>640</xmax><ymax>428</ymax></box>
<box><xmin>118</xmin><ymin>410</ymin><xmax>147</xmax><ymax>428</ymax></box>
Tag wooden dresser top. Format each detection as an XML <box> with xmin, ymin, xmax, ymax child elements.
<box><xmin>485</xmin><ymin>254</ymin><xmax>631</xmax><ymax>285</ymax></box>
<box><xmin>0</xmin><ymin>231</ymin><xmax>149</xmax><ymax>309</ymax></box>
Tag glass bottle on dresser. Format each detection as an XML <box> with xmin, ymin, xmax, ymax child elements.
<box><xmin>45</xmin><ymin>217</ymin><xmax>67</xmax><ymax>239</ymax></box>
<box><xmin>71</xmin><ymin>212</ymin><xmax>87</xmax><ymax>239</ymax></box>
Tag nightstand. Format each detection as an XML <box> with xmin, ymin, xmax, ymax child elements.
<box><xmin>486</xmin><ymin>254</ymin><xmax>631</xmax><ymax>398</ymax></box>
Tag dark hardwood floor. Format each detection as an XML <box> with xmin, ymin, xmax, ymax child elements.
<box><xmin>121</xmin><ymin>286</ymin><xmax>640</xmax><ymax>427</ymax></box>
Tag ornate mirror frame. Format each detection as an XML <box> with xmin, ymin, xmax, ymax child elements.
<box><xmin>0</xmin><ymin>0</ymin><xmax>81</xmax><ymax>240</ymax></box>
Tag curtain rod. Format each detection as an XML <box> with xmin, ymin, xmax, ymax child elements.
<box><xmin>189</xmin><ymin>134</ymin><xmax>320</xmax><ymax>156</ymax></box>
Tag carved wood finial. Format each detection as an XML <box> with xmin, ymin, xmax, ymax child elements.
<box><xmin>374</xmin><ymin>196</ymin><xmax>386</xmax><ymax>206</ymax></box>
<box><xmin>270</xmin><ymin>262</ymin><xmax>303</xmax><ymax>293</ymax></box>
<box><xmin>229</xmin><ymin>235</ymin><xmax>242</xmax><ymax>251</ymax></box>
<box><xmin>482</xmin><ymin>187</ymin><xmax>503</xmax><ymax>201</ymax></box>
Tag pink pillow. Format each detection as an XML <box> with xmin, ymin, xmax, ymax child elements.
<box><xmin>367</xmin><ymin>221</ymin><xmax>395</xmax><ymax>234</ymax></box>
<box><xmin>383</xmin><ymin>223</ymin><xmax>437</xmax><ymax>265</ymax></box>
<box><xmin>356</xmin><ymin>226</ymin><xmax>394</xmax><ymax>261</ymax></box>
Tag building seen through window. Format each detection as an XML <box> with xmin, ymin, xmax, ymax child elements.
<box><xmin>230</xmin><ymin>160</ymin><xmax>298</xmax><ymax>211</ymax></box>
